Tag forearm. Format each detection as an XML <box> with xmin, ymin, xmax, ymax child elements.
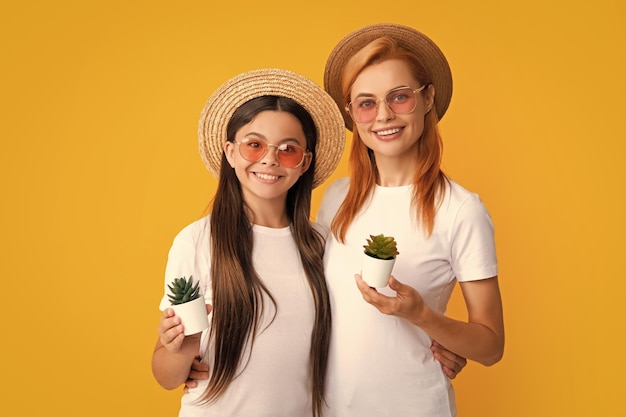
<box><xmin>151</xmin><ymin>337</ymin><xmax>200</xmax><ymax>390</ymax></box>
<box><xmin>356</xmin><ymin>275</ymin><xmax>504</xmax><ymax>366</ymax></box>
<box><xmin>412</xmin><ymin>306</ymin><xmax>504</xmax><ymax>366</ymax></box>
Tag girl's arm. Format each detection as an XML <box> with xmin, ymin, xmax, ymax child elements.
<box><xmin>355</xmin><ymin>275</ymin><xmax>504</xmax><ymax>366</ymax></box>
<box><xmin>151</xmin><ymin>308</ymin><xmax>202</xmax><ymax>389</ymax></box>
<box><xmin>431</xmin><ymin>340</ymin><xmax>468</xmax><ymax>378</ymax></box>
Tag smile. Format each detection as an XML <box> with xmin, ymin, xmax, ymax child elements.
<box><xmin>254</xmin><ymin>172</ymin><xmax>280</xmax><ymax>180</ymax></box>
<box><xmin>375</xmin><ymin>127</ymin><xmax>402</xmax><ymax>136</ymax></box>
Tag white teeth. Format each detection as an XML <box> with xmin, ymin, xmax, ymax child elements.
<box><xmin>256</xmin><ymin>173</ymin><xmax>279</xmax><ymax>180</ymax></box>
<box><xmin>377</xmin><ymin>127</ymin><xmax>401</xmax><ymax>136</ymax></box>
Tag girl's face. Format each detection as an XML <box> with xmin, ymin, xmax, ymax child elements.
<box><xmin>349</xmin><ymin>59</ymin><xmax>434</xmax><ymax>160</ymax></box>
<box><xmin>224</xmin><ymin>110</ymin><xmax>311</xmax><ymax>206</ymax></box>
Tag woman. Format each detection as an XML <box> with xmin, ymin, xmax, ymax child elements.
<box><xmin>317</xmin><ymin>23</ymin><xmax>505</xmax><ymax>416</ymax></box>
<box><xmin>152</xmin><ymin>68</ymin><xmax>345</xmax><ymax>417</ymax></box>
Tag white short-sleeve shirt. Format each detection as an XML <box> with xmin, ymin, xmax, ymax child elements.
<box><xmin>159</xmin><ymin>216</ymin><xmax>316</xmax><ymax>417</ymax></box>
<box><xmin>317</xmin><ymin>178</ymin><xmax>497</xmax><ymax>417</ymax></box>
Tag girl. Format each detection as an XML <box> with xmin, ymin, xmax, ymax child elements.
<box><xmin>318</xmin><ymin>24</ymin><xmax>505</xmax><ymax>416</ymax></box>
<box><xmin>151</xmin><ymin>68</ymin><xmax>345</xmax><ymax>417</ymax></box>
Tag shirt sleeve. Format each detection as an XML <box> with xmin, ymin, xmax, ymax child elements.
<box><xmin>159</xmin><ymin>218</ymin><xmax>212</xmax><ymax>310</ymax></box>
<box><xmin>449</xmin><ymin>193</ymin><xmax>498</xmax><ymax>282</ymax></box>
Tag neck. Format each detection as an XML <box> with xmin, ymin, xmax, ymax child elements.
<box><xmin>244</xmin><ymin>198</ymin><xmax>290</xmax><ymax>228</ymax></box>
<box><xmin>374</xmin><ymin>153</ymin><xmax>417</xmax><ymax>187</ymax></box>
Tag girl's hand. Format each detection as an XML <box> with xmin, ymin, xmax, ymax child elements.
<box><xmin>158</xmin><ymin>308</ymin><xmax>185</xmax><ymax>353</ymax></box>
<box><xmin>355</xmin><ymin>274</ymin><xmax>426</xmax><ymax>323</ymax></box>
<box><xmin>431</xmin><ymin>340</ymin><xmax>467</xmax><ymax>379</ymax></box>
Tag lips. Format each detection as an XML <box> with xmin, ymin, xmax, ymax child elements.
<box><xmin>372</xmin><ymin>126</ymin><xmax>404</xmax><ymax>141</ymax></box>
<box><xmin>254</xmin><ymin>172</ymin><xmax>281</xmax><ymax>181</ymax></box>
<box><xmin>375</xmin><ymin>127</ymin><xmax>402</xmax><ymax>136</ymax></box>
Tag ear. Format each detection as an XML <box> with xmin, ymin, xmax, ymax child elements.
<box><xmin>424</xmin><ymin>84</ymin><xmax>436</xmax><ymax>114</ymax></box>
<box><xmin>224</xmin><ymin>141</ymin><xmax>236</xmax><ymax>168</ymax></box>
<box><xmin>300</xmin><ymin>151</ymin><xmax>312</xmax><ymax>176</ymax></box>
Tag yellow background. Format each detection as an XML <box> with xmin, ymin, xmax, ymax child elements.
<box><xmin>1</xmin><ymin>0</ymin><xmax>624</xmax><ymax>415</ymax></box>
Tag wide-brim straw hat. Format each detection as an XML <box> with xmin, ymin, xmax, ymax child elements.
<box><xmin>324</xmin><ymin>23</ymin><xmax>453</xmax><ymax>131</ymax></box>
<box><xmin>199</xmin><ymin>68</ymin><xmax>346</xmax><ymax>188</ymax></box>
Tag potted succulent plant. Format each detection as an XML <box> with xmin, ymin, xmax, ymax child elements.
<box><xmin>167</xmin><ymin>276</ymin><xmax>209</xmax><ymax>335</ymax></box>
<box><xmin>361</xmin><ymin>234</ymin><xmax>399</xmax><ymax>288</ymax></box>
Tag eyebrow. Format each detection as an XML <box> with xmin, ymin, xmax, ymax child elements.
<box><xmin>243</xmin><ymin>132</ymin><xmax>303</xmax><ymax>144</ymax></box>
<box><xmin>352</xmin><ymin>85</ymin><xmax>412</xmax><ymax>98</ymax></box>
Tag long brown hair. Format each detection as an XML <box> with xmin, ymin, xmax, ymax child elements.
<box><xmin>203</xmin><ymin>96</ymin><xmax>331</xmax><ymax>417</ymax></box>
<box><xmin>331</xmin><ymin>36</ymin><xmax>449</xmax><ymax>240</ymax></box>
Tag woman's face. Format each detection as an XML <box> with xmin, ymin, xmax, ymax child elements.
<box><xmin>349</xmin><ymin>59</ymin><xmax>434</xmax><ymax>160</ymax></box>
<box><xmin>224</xmin><ymin>110</ymin><xmax>311</xmax><ymax>206</ymax></box>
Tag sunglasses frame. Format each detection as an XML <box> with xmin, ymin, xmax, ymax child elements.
<box><xmin>346</xmin><ymin>85</ymin><xmax>427</xmax><ymax>124</ymax></box>
<box><xmin>234</xmin><ymin>137</ymin><xmax>309</xmax><ymax>168</ymax></box>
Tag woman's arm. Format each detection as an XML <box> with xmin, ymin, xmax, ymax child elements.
<box><xmin>355</xmin><ymin>275</ymin><xmax>504</xmax><ymax>366</ymax></box>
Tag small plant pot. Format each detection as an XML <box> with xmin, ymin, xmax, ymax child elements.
<box><xmin>361</xmin><ymin>254</ymin><xmax>396</xmax><ymax>288</ymax></box>
<box><xmin>171</xmin><ymin>296</ymin><xmax>209</xmax><ymax>336</ymax></box>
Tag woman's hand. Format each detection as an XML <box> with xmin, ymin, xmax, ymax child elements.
<box><xmin>183</xmin><ymin>356</ymin><xmax>210</xmax><ymax>393</ymax></box>
<box><xmin>356</xmin><ymin>273</ymin><xmax>504</xmax><ymax>366</ymax></box>
<box><xmin>356</xmin><ymin>274</ymin><xmax>469</xmax><ymax>379</ymax></box>
<box><xmin>355</xmin><ymin>274</ymin><xmax>426</xmax><ymax>323</ymax></box>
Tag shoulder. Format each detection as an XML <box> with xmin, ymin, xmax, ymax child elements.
<box><xmin>171</xmin><ymin>215</ymin><xmax>211</xmax><ymax>248</ymax></box>
<box><xmin>442</xmin><ymin>180</ymin><xmax>489</xmax><ymax>213</ymax></box>
<box><xmin>317</xmin><ymin>177</ymin><xmax>350</xmax><ymax>228</ymax></box>
<box><xmin>439</xmin><ymin>180</ymin><xmax>494</xmax><ymax>231</ymax></box>
<box><xmin>329</xmin><ymin>176</ymin><xmax>350</xmax><ymax>191</ymax></box>
<box><xmin>322</xmin><ymin>177</ymin><xmax>350</xmax><ymax>200</ymax></box>
<box><xmin>445</xmin><ymin>179</ymin><xmax>475</xmax><ymax>201</ymax></box>
<box><xmin>320</xmin><ymin>177</ymin><xmax>350</xmax><ymax>209</ymax></box>
<box><xmin>310</xmin><ymin>220</ymin><xmax>328</xmax><ymax>239</ymax></box>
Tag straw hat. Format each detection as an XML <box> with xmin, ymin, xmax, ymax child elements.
<box><xmin>199</xmin><ymin>68</ymin><xmax>346</xmax><ymax>188</ymax></box>
<box><xmin>324</xmin><ymin>23</ymin><xmax>453</xmax><ymax>130</ymax></box>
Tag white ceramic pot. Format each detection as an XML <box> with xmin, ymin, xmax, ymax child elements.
<box><xmin>171</xmin><ymin>296</ymin><xmax>209</xmax><ymax>335</ymax></box>
<box><xmin>361</xmin><ymin>254</ymin><xmax>396</xmax><ymax>288</ymax></box>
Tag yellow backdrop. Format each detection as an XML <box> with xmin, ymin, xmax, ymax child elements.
<box><xmin>1</xmin><ymin>0</ymin><xmax>624</xmax><ymax>416</ymax></box>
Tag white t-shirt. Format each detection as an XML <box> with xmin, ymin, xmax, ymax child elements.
<box><xmin>316</xmin><ymin>178</ymin><xmax>497</xmax><ymax>417</ymax></box>
<box><xmin>159</xmin><ymin>216</ymin><xmax>315</xmax><ymax>417</ymax></box>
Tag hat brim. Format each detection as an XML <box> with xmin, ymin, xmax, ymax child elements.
<box><xmin>198</xmin><ymin>69</ymin><xmax>346</xmax><ymax>188</ymax></box>
<box><xmin>324</xmin><ymin>23</ymin><xmax>453</xmax><ymax>131</ymax></box>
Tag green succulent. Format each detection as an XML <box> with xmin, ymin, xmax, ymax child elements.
<box><xmin>363</xmin><ymin>234</ymin><xmax>399</xmax><ymax>260</ymax></box>
<box><xmin>167</xmin><ymin>276</ymin><xmax>201</xmax><ymax>305</ymax></box>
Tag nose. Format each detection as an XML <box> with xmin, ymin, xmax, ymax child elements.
<box><xmin>259</xmin><ymin>144</ymin><xmax>280</xmax><ymax>166</ymax></box>
<box><xmin>376</xmin><ymin>100</ymin><xmax>395</xmax><ymax>122</ymax></box>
